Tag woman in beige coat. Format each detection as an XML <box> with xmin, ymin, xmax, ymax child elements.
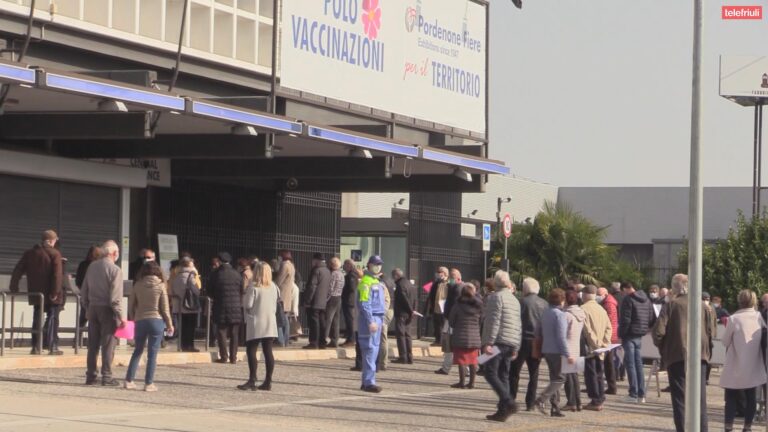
<box><xmin>719</xmin><ymin>289</ymin><xmax>767</xmax><ymax>432</ymax></box>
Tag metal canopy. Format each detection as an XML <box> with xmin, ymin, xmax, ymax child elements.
<box><xmin>0</xmin><ymin>59</ymin><xmax>509</xmax><ymax>177</ymax></box>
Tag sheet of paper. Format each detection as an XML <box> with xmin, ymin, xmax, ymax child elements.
<box><xmin>592</xmin><ymin>343</ymin><xmax>622</xmax><ymax>355</ymax></box>
<box><xmin>439</xmin><ymin>299</ymin><xmax>446</xmax><ymax>314</ymax></box>
<box><xmin>478</xmin><ymin>346</ymin><xmax>501</xmax><ymax>365</ymax></box>
<box><xmin>413</xmin><ymin>311</ymin><xmax>424</xmax><ymax>318</ymax></box>
<box><xmin>561</xmin><ymin>356</ymin><xmax>585</xmax><ymax>374</ymax></box>
<box><xmin>653</xmin><ymin>304</ymin><xmax>662</xmax><ymax>317</ymax></box>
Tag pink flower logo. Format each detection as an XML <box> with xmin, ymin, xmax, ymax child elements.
<box><xmin>362</xmin><ymin>0</ymin><xmax>382</xmax><ymax>40</ymax></box>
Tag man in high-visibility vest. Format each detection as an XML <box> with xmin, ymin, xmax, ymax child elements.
<box><xmin>357</xmin><ymin>255</ymin><xmax>387</xmax><ymax>393</ymax></box>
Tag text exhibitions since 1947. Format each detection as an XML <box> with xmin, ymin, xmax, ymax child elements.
<box><xmin>281</xmin><ymin>0</ymin><xmax>487</xmax><ymax>134</ymax></box>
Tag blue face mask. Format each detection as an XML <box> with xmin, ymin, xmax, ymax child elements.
<box><xmin>448</xmin><ymin>278</ymin><xmax>455</xmax><ymax>284</ymax></box>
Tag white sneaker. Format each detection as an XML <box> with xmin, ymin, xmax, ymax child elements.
<box><xmin>123</xmin><ymin>381</ymin><xmax>136</xmax><ymax>390</ymax></box>
<box><xmin>144</xmin><ymin>383</ymin><xmax>158</xmax><ymax>392</ymax></box>
<box><xmin>638</xmin><ymin>397</ymin><xmax>646</xmax><ymax>404</ymax></box>
<box><xmin>623</xmin><ymin>395</ymin><xmax>638</xmax><ymax>403</ymax></box>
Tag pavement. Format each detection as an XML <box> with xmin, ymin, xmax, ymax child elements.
<box><xmin>0</xmin><ymin>352</ymin><xmax>744</xmax><ymax>432</ymax></box>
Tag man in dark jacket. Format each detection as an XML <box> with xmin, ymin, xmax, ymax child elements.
<box><xmin>392</xmin><ymin>268</ymin><xmax>417</xmax><ymax>364</ymax></box>
<box><xmin>619</xmin><ymin>281</ymin><xmax>653</xmax><ymax>403</ymax></box>
<box><xmin>652</xmin><ymin>274</ymin><xmax>711</xmax><ymax>432</ymax></box>
<box><xmin>341</xmin><ymin>259</ymin><xmax>360</xmax><ymax>347</ymax></box>
<box><xmin>509</xmin><ymin>277</ymin><xmax>548</xmax><ymax>411</ymax></box>
<box><xmin>304</xmin><ymin>253</ymin><xmax>332</xmax><ymax>349</ymax></box>
<box><xmin>9</xmin><ymin>230</ymin><xmax>63</xmax><ymax>355</ymax></box>
<box><xmin>209</xmin><ymin>252</ymin><xmax>243</xmax><ymax>363</ymax></box>
<box><xmin>424</xmin><ymin>267</ymin><xmax>450</xmax><ymax>346</ymax></box>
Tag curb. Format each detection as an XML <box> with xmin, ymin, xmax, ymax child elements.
<box><xmin>0</xmin><ymin>346</ymin><xmax>445</xmax><ymax>370</ymax></box>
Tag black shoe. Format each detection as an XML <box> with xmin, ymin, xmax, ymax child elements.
<box><xmin>350</xmin><ymin>366</ymin><xmax>362</xmax><ymax>371</ymax></box>
<box><xmin>302</xmin><ymin>344</ymin><xmax>318</xmax><ymax>350</ymax></box>
<box><xmin>661</xmin><ymin>386</ymin><xmax>671</xmax><ymax>393</ymax></box>
<box><xmin>392</xmin><ymin>358</ymin><xmax>407</xmax><ymax>364</ymax></box>
<box><xmin>450</xmin><ymin>382</ymin><xmax>465</xmax><ymax>389</ymax></box>
<box><xmin>551</xmin><ymin>411</ymin><xmax>565</xmax><ymax>418</ymax></box>
<box><xmin>102</xmin><ymin>378</ymin><xmax>120</xmax><ymax>387</ymax></box>
<box><xmin>378</xmin><ymin>366</ymin><xmax>387</xmax><ymax>372</ymax></box>
<box><xmin>48</xmin><ymin>350</ymin><xmax>64</xmax><ymax>356</ymax></box>
<box><xmin>526</xmin><ymin>405</ymin><xmax>534</xmax><ymax>412</ymax></box>
<box><xmin>506</xmin><ymin>402</ymin><xmax>518</xmax><ymax>414</ymax></box>
<box><xmin>237</xmin><ymin>381</ymin><xmax>257</xmax><ymax>391</ymax></box>
<box><xmin>486</xmin><ymin>410</ymin><xmax>512</xmax><ymax>422</ymax></box>
<box><xmin>85</xmin><ymin>378</ymin><xmax>98</xmax><ymax>385</ymax></box>
<box><xmin>362</xmin><ymin>385</ymin><xmax>382</xmax><ymax>393</ymax></box>
<box><xmin>182</xmin><ymin>347</ymin><xmax>200</xmax><ymax>353</ymax></box>
<box><xmin>257</xmin><ymin>382</ymin><xmax>272</xmax><ymax>391</ymax></box>
<box><xmin>215</xmin><ymin>358</ymin><xmax>228</xmax><ymax>364</ymax></box>
<box><xmin>30</xmin><ymin>347</ymin><xmax>41</xmax><ymax>355</ymax></box>
<box><xmin>434</xmin><ymin>368</ymin><xmax>449</xmax><ymax>375</ymax></box>
<box><xmin>407</xmin><ymin>359</ymin><xmax>414</xmax><ymax>364</ymax></box>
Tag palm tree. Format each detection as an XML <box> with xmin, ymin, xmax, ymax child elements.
<box><xmin>497</xmin><ymin>201</ymin><xmax>632</xmax><ymax>291</ymax></box>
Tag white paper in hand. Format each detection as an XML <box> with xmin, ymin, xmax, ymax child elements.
<box><xmin>561</xmin><ymin>356</ymin><xmax>585</xmax><ymax>374</ymax></box>
<box><xmin>478</xmin><ymin>346</ymin><xmax>501</xmax><ymax>365</ymax></box>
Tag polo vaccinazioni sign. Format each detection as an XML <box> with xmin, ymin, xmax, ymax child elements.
<box><xmin>280</xmin><ymin>0</ymin><xmax>487</xmax><ymax>134</ymax></box>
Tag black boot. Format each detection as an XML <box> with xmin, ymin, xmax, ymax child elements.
<box><xmin>451</xmin><ymin>365</ymin><xmax>466</xmax><ymax>388</ymax></box>
<box><xmin>467</xmin><ymin>365</ymin><xmax>476</xmax><ymax>389</ymax></box>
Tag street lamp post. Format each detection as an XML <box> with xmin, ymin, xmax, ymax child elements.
<box><xmin>685</xmin><ymin>1</ymin><xmax>704</xmax><ymax>431</ymax></box>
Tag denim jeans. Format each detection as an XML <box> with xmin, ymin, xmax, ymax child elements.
<box><xmin>622</xmin><ymin>337</ymin><xmax>645</xmax><ymax>398</ymax></box>
<box><xmin>126</xmin><ymin>318</ymin><xmax>165</xmax><ymax>385</ymax></box>
<box><xmin>483</xmin><ymin>344</ymin><xmax>515</xmax><ymax>412</ymax></box>
<box><xmin>46</xmin><ymin>305</ymin><xmax>61</xmax><ymax>350</ymax></box>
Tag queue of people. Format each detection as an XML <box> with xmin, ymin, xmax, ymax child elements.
<box><xmin>15</xmin><ymin>229</ymin><xmax>768</xmax><ymax>431</ymax></box>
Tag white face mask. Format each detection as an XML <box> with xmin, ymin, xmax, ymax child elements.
<box><xmin>704</xmin><ymin>300</ymin><xmax>710</xmax><ymax>306</ymax></box>
<box><xmin>370</xmin><ymin>265</ymin><xmax>382</xmax><ymax>274</ymax></box>
<box><xmin>712</xmin><ymin>303</ymin><xmax>720</xmax><ymax>309</ymax></box>
<box><xmin>650</xmin><ymin>293</ymin><xmax>659</xmax><ymax>299</ymax></box>
<box><xmin>595</xmin><ymin>295</ymin><xmax>604</xmax><ymax>304</ymax></box>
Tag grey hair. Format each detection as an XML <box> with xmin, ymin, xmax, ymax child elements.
<box><xmin>102</xmin><ymin>240</ymin><xmax>119</xmax><ymax>256</ymax></box>
<box><xmin>522</xmin><ymin>277</ymin><xmax>540</xmax><ymax>295</ymax></box>
<box><xmin>671</xmin><ymin>274</ymin><xmax>688</xmax><ymax>296</ymax></box>
<box><xmin>392</xmin><ymin>268</ymin><xmax>404</xmax><ymax>279</ymax></box>
<box><xmin>493</xmin><ymin>270</ymin><xmax>512</xmax><ymax>289</ymax></box>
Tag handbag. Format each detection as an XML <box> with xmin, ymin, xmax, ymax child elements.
<box><xmin>275</xmin><ymin>284</ymin><xmax>288</xmax><ymax>329</ymax></box>
<box><xmin>182</xmin><ymin>273</ymin><xmax>201</xmax><ymax>311</ymax></box>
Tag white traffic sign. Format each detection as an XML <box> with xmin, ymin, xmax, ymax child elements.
<box><xmin>482</xmin><ymin>223</ymin><xmax>491</xmax><ymax>251</ymax></box>
<box><xmin>502</xmin><ymin>214</ymin><xmax>512</xmax><ymax>238</ymax></box>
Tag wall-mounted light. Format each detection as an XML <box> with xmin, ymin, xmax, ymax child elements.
<box><xmin>453</xmin><ymin>168</ymin><xmax>472</xmax><ymax>182</ymax></box>
<box><xmin>232</xmin><ymin>124</ymin><xmax>258</xmax><ymax>136</ymax></box>
<box><xmin>393</xmin><ymin>198</ymin><xmax>406</xmax><ymax>208</ymax></box>
<box><xmin>97</xmin><ymin>99</ymin><xmax>128</xmax><ymax>113</ymax></box>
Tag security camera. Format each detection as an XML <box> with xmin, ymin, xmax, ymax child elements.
<box><xmin>286</xmin><ymin>177</ymin><xmax>299</xmax><ymax>190</ymax></box>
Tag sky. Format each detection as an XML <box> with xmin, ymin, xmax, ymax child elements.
<box><xmin>489</xmin><ymin>0</ymin><xmax>768</xmax><ymax>186</ymax></box>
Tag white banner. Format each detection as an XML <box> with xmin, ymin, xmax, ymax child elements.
<box><xmin>280</xmin><ymin>0</ymin><xmax>487</xmax><ymax>133</ymax></box>
<box><xmin>720</xmin><ymin>55</ymin><xmax>768</xmax><ymax>99</ymax></box>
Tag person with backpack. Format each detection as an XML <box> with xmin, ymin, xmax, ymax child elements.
<box><xmin>171</xmin><ymin>256</ymin><xmax>201</xmax><ymax>352</ymax></box>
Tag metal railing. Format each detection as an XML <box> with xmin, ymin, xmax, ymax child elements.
<box><xmin>1</xmin><ymin>292</ymin><xmax>44</xmax><ymax>356</ymax></box>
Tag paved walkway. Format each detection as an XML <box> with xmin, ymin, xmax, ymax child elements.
<box><xmin>0</xmin><ymin>355</ymin><xmax>744</xmax><ymax>432</ymax></box>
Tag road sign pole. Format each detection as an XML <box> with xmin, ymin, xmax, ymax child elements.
<box><xmin>504</xmin><ymin>237</ymin><xmax>509</xmax><ymax>272</ymax></box>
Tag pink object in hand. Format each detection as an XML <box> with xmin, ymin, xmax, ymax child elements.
<box><xmin>423</xmin><ymin>281</ymin><xmax>433</xmax><ymax>293</ymax></box>
<box><xmin>114</xmin><ymin>320</ymin><xmax>135</xmax><ymax>339</ymax></box>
